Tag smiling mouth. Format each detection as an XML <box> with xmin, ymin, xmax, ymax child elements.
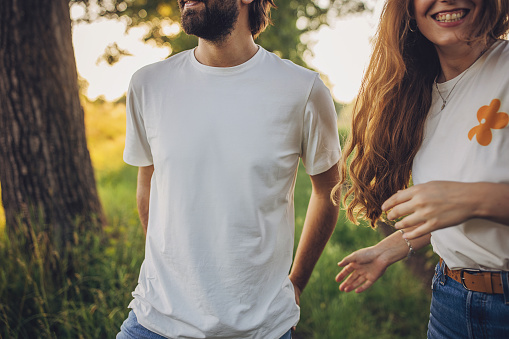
<box><xmin>433</xmin><ymin>9</ymin><xmax>469</xmax><ymax>23</ymax></box>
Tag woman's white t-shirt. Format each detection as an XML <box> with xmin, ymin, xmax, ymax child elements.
<box><xmin>413</xmin><ymin>40</ymin><xmax>509</xmax><ymax>271</ymax></box>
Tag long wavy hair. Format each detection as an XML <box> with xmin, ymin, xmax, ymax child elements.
<box><xmin>335</xmin><ymin>0</ymin><xmax>509</xmax><ymax>228</ymax></box>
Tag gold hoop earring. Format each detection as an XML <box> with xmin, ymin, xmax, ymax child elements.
<box><xmin>408</xmin><ymin>19</ymin><xmax>418</xmax><ymax>33</ymax></box>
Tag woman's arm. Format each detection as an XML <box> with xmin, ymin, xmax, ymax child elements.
<box><xmin>382</xmin><ymin>181</ymin><xmax>509</xmax><ymax>240</ymax></box>
<box><xmin>335</xmin><ymin>229</ymin><xmax>431</xmax><ymax>293</ymax></box>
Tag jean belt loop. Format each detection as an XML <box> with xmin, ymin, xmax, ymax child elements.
<box><xmin>501</xmin><ymin>272</ymin><xmax>509</xmax><ymax>305</ymax></box>
<box><xmin>440</xmin><ymin>259</ymin><xmax>447</xmax><ymax>285</ymax></box>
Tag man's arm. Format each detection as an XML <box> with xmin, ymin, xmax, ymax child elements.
<box><xmin>137</xmin><ymin>165</ymin><xmax>154</xmax><ymax>235</ymax></box>
<box><xmin>289</xmin><ymin>163</ymin><xmax>340</xmax><ymax>304</ymax></box>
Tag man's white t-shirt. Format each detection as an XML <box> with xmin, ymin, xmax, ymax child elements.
<box><xmin>413</xmin><ymin>40</ymin><xmax>509</xmax><ymax>271</ymax></box>
<box><xmin>123</xmin><ymin>46</ymin><xmax>341</xmax><ymax>338</ymax></box>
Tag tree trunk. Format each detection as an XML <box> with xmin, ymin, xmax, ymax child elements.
<box><xmin>0</xmin><ymin>0</ymin><xmax>104</xmax><ymax>249</ymax></box>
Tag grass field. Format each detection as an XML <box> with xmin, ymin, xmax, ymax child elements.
<box><xmin>0</xmin><ymin>99</ymin><xmax>431</xmax><ymax>338</ymax></box>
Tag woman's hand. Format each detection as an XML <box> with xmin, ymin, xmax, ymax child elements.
<box><xmin>382</xmin><ymin>181</ymin><xmax>478</xmax><ymax>239</ymax></box>
<box><xmin>336</xmin><ymin>227</ymin><xmax>431</xmax><ymax>293</ymax></box>
<box><xmin>335</xmin><ymin>246</ymin><xmax>390</xmax><ymax>293</ymax></box>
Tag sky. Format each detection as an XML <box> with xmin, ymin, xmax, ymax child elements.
<box><xmin>71</xmin><ymin>2</ymin><xmax>382</xmax><ymax>103</ymax></box>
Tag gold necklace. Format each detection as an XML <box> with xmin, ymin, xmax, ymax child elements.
<box><xmin>434</xmin><ymin>47</ymin><xmax>488</xmax><ymax>112</ymax></box>
<box><xmin>434</xmin><ymin>69</ymin><xmax>470</xmax><ymax>111</ymax></box>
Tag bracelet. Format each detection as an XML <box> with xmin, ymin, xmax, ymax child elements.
<box><xmin>399</xmin><ymin>229</ymin><xmax>415</xmax><ymax>259</ymax></box>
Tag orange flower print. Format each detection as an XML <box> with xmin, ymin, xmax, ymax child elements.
<box><xmin>468</xmin><ymin>99</ymin><xmax>508</xmax><ymax>146</ymax></box>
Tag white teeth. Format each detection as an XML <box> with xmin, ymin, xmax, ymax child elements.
<box><xmin>435</xmin><ymin>10</ymin><xmax>466</xmax><ymax>23</ymax></box>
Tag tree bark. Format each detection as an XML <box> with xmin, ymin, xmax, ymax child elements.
<box><xmin>0</xmin><ymin>0</ymin><xmax>104</xmax><ymax>249</ymax></box>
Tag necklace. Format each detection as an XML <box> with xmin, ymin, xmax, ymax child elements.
<box><xmin>434</xmin><ymin>47</ymin><xmax>488</xmax><ymax>112</ymax></box>
<box><xmin>434</xmin><ymin>69</ymin><xmax>470</xmax><ymax>111</ymax></box>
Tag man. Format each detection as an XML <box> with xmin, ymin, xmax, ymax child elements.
<box><xmin>118</xmin><ymin>0</ymin><xmax>341</xmax><ymax>338</ymax></box>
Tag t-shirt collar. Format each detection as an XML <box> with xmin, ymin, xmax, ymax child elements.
<box><xmin>189</xmin><ymin>45</ymin><xmax>263</xmax><ymax>75</ymax></box>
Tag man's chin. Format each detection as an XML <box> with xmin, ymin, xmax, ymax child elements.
<box><xmin>181</xmin><ymin>13</ymin><xmax>205</xmax><ymax>33</ymax></box>
<box><xmin>182</xmin><ymin>8</ymin><xmax>201</xmax><ymax>18</ymax></box>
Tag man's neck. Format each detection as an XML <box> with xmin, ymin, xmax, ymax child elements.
<box><xmin>193</xmin><ymin>5</ymin><xmax>258</xmax><ymax>68</ymax></box>
<box><xmin>194</xmin><ymin>34</ymin><xmax>258</xmax><ymax>68</ymax></box>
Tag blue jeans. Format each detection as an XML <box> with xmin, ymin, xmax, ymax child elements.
<box><xmin>117</xmin><ymin>310</ymin><xmax>292</xmax><ymax>339</ymax></box>
<box><xmin>427</xmin><ymin>261</ymin><xmax>509</xmax><ymax>339</ymax></box>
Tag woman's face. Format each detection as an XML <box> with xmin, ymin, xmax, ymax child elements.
<box><xmin>413</xmin><ymin>0</ymin><xmax>483</xmax><ymax>49</ymax></box>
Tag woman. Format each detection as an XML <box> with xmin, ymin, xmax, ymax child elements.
<box><xmin>335</xmin><ymin>0</ymin><xmax>509</xmax><ymax>337</ymax></box>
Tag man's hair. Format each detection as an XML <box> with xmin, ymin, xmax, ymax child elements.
<box><xmin>248</xmin><ymin>0</ymin><xmax>276</xmax><ymax>38</ymax></box>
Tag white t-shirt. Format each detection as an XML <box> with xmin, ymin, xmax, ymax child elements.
<box><xmin>413</xmin><ymin>40</ymin><xmax>509</xmax><ymax>271</ymax></box>
<box><xmin>123</xmin><ymin>46</ymin><xmax>341</xmax><ymax>338</ymax></box>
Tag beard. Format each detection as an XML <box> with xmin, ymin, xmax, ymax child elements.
<box><xmin>179</xmin><ymin>0</ymin><xmax>240</xmax><ymax>42</ymax></box>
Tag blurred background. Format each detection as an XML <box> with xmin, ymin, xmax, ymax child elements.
<box><xmin>71</xmin><ymin>0</ymin><xmax>378</xmax><ymax>103</ymax></box>
<box><xmin>0</xmin><ymin>0</ymin><xmax>435</xmax><ymax>338</ymax></box>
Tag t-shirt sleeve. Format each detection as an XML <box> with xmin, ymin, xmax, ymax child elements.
<box><xmin>123</xmin><ymin>79</ymin><xmax>153</xmax><ymax>167</ymax></box>
<box><xmin>301</xmin><ymin>75</ymin><xmax>341</xmax><ymax>175</ymax></box>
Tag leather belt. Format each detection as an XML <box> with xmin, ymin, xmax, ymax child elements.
<box><xmin>440</xmin><ymin>258</ymin><xmax>505</xmax><ymax>294</ymax></box>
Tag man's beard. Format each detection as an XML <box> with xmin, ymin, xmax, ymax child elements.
<box><xmin>179</xmin><ymin>0</ymin><xmax>240</xmax><ymax>42</ymax></box>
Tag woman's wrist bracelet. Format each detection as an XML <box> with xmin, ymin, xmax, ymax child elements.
<box><xmin>399</xmin><ymin>229</ymin><xmax>415</xmax><ymax>259</ymax></box>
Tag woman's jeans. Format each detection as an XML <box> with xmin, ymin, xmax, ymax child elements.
<box><xmin>427</xmin><ymin>261</ymin><xmax>509</xmax><ymax>339</ymax></box>
<box><xmin>117</xmin><ymin>310</ymin><xmax>292</xmax><ymax>339</ymax></box>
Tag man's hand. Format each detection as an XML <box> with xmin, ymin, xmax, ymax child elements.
<box><xmin>290</xmin><ymin>278</ymin><xmax>301</xmax><ymax>306</ymax></box>
<box><xmin>289</xmin><ymin>277</ymin><xmax>301</xmax><ymax>331</ymax></box>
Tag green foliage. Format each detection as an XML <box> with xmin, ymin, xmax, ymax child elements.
<box><xmin>0</xmin><ymin>211</ymin><xmax>143</xmax><ymax>338</ymax></box>
<box><xmin>70</xmin><ymin>0</ymin><xmax>371</xmax><ymax>66</ymax></box>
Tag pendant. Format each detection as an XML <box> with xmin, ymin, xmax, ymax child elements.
<box><xmin>441</xmin><ymin>101</ymin><xmax>446</xmax><ymax>110</ymax></box>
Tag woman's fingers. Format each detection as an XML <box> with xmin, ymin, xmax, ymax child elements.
<box><xmin>400</xmin><ymin>222</ymin><xmax>431</xmax><ymax>240</ymax></box>
<box><xmin>335</xmin><ymin>263</ymin><xmax>356</xmax><ymax>282</ymax></box>
<box><xmin>387</xmin><ymin>200</ymin><xmax>415</xmax><ymax>220</ymax></box>
<box><xmin>339</xmin><ymin>271</ymin><xmax>370</xmax><ymax>293</ymax></box>
<box><xmin>382</xmin><ymin>188</ymin><xmax>413</xmax><ymax>212</ymax></box>
<box><xmin>394</xmin><ymin>213</ymin><xmax>425</xmax><ymax>230</ymax></box>
<box><xmin>337</xmin><ymin>247</ymin><xmax>381</xmax><ymax>293</ymax></box>
<box><xmin>337</xmin><ymin>264</ymin><xmax>370</xmax><ymax>292</ymax></box>
<box><xmin>355</xmin><ymin>279</ymin><xmax>374</xmax><ymax>293</ymax></box>
<box><xmin>337</xmin><ymin>252</ymin><xmax>357</xmax><ymax>267</ymax></box>
<box><xmin>344</xmin><ymin>274</ymin><xmax>366</xmax><ymax>292</ymax></box>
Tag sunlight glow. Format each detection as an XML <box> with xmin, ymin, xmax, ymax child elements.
<box><xmin>73</xmin><ymin>20</ymin><xmax>170</xmax><ymax>101</ymax></box>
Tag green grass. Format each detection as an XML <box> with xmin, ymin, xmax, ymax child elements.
<box><xmin>0</xmin><ymin>100</ymin><xmax>431</xmax><ymax>338</ymax></box>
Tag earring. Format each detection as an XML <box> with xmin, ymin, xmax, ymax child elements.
<box><xmin>408</xmin><ymin>19</ymin><xmax>418</xmax><ymax>33</ymax></box>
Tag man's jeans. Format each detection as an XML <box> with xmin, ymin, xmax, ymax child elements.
<box><xmin>427</xmin><ymin>261</ymin><xmax>509</xmax><ymax>338</ymax></box>
<box><xmin>117</xmin><ymin>310</ymin><xmax>292</xmax><ymax>339</ymax></box>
